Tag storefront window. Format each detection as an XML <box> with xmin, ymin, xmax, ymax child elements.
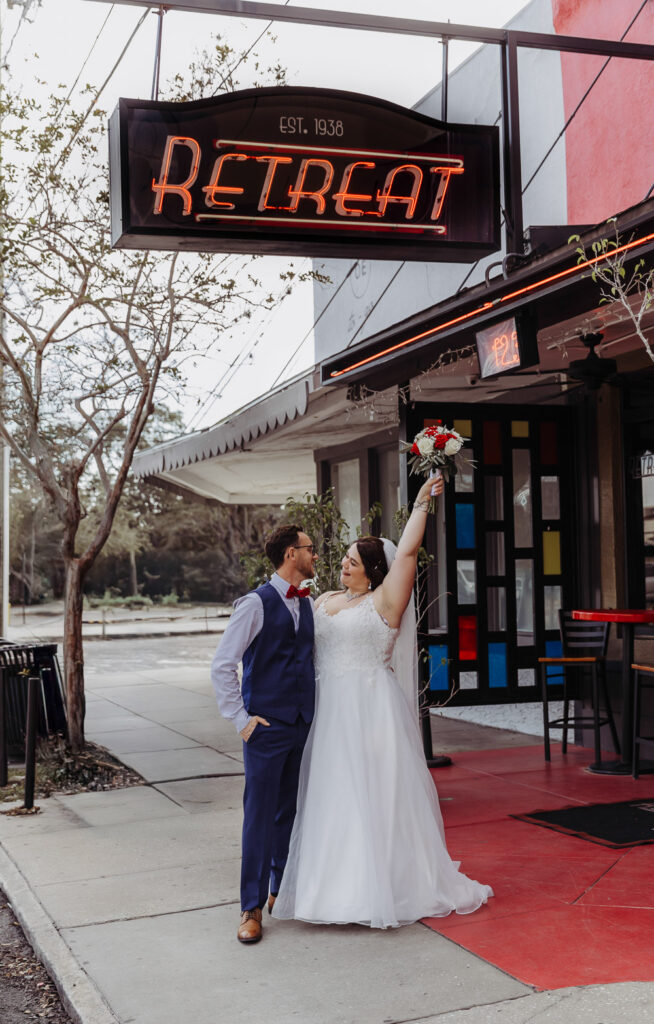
<box><xmin>332</xmin><ymin>458</ymin><xmax>361</xmax><ymax>542</ymax></box>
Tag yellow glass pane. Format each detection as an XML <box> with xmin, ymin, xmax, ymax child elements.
<box><xmin>543</xmin><ymin>530</ymin><xmax>561</xmax><ymax>575</ymax></box>
<box><xmin>453</xmin><ymin>419</ymin><xmax>472</xmax><ymax>438</ymax></box>
<box><xmin>511</xmin><ymin>420</ymin><xmax>529</xmax><ymax>438</ymax></box>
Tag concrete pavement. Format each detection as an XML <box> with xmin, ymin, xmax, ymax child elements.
<box><xmin>1</xmin><ymin>635</ymin><xmax>653</xmax><ymax>1024</ymax></box>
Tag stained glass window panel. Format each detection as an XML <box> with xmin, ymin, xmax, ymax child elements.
<box><xmin>487</xmin><ymin>587</ymin><xmax>507</xmax><ymax>631</ymax></box>
<box><xmin>459</xmin><ymin>615</ymin><xmax>477</xmax><ymax>660</ymax></box>
<box><xmin>429</xmin><ymin>645</ymin><xmax>449</xmax><ymax>691</ymax></box>
<box><xmin>488</xmin><ymin>643</ymin><xmax>508</xmax><ymax>688</ymax></box>
<box><xmin>516</xmin><ymin>559</ymin><xmax>534</xmax><ymax>645</ymax></box>
<box><xmin>540</xmin><ymin>421</ymin><xmax>558</xmax><ymax>464</ymax></box>
<box><xmin>513</xmin><ymin>450</ymin><xmax>533</xmax><ymax>547</ymax></box>
<box><xmin>541</xmin><ymin>476</ymin><xmax>560</xmax><ymax>520</ymax></box>
<box><xmin>460</xmin><ymin>671</ymin><xmax>478</xmax><ymax>690</ymax></box>
<box><xmin>457</xmin><ymin>560</ymin><xmax>476</xmax><ymax>603</ymax></box>
<box><xmin>545</xmin><ymin>639</ymin><xmax>564</xmax><ymax>681</ymax></box>
<box><xmin>486</xmin><ymin>531</ymin><xmax>505</xmax><ymax>576</ymax></box>
<box><xmin>543</xmin><ymin>531</ymin><xmax>562</xmax><ymax>575</ymax></box>
<box><xmin>454</xmin><ymin>447</ymin><xmax>474</xmax><ymax>492</ymax></box>
<box><xmin>544</xmin><ymin>586</ymin><xmax>562</xmax><ymax>631</ymax></box>
<box><xmin>483</xmin><ymin>421</ymin><xmax>502</xmax><ymax>464</ymax></box>
<box><xmin>485</xmin><ymin>476</ymin><xmax>504</xmax><ymax>521</ymax></box>
<box><xmin>455</xmin><ymin>504</ymin><xmax>475</xmax><ymax>548</ymax></box>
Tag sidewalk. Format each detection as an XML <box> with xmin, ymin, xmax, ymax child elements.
<box><xmin>1</xmin><ymin>643</ymin><xmax>653</xmax><ymax>1024</ymax></box>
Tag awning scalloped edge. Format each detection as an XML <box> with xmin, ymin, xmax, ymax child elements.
<box><xmin>132</xmin><ymin>378</ymin><xmax>309</xmax><ymax>480</ymax></box>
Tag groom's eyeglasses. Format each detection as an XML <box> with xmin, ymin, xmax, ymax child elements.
<box><xmin>293</xmin><ymin>545</ymin><xmax>316</xmax><ymax>554</ymax></box>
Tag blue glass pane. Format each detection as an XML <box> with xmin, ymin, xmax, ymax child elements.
<box><xmin>488</xmin><ymin>642</ymin><xmax>507</xmax><ymax>688</ymax></box>
<box><xmin>456</xmin><ymin>504</ymin><xmax>475</xmax><ymax>548</ymax></box>
<box><xmin>545</xmin><ymin>639</ymin><xmax>564</xmax><ymax>682</ymax></box>
<box><xmin>429</xmin><ymin>644</ymin><xmax>449</xmax><ymax>691</ymax></box>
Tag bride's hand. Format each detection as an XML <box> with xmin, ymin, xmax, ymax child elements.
<box><xmin>416</xmin><ymin>473</ymin><xmax>444</xmax><ymax>505</ymax></box>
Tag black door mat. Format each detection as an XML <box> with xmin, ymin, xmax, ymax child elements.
<box><xmin>512</xmin><ymin>799</ymin><xmax>654</xmax><ymax>848</ymax></box>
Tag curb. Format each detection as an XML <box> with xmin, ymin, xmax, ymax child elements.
<box><xmin>8</xmin><ymin>627</ymin><xmax>227</xmax><ymax>644</ymax></box>
<box><xmin>0</xmin><ymin>843</ymin><xmax>120</xmax><ymax>1024</ymax></box>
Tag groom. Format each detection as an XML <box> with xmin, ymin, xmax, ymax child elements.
<box><xmin>211</xmin><ymin>524</ymin><xmax>317</xmax><ymax>944</ymax></box>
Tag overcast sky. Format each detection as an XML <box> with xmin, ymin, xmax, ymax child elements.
<box><xmin>2</xmin><ymin>0</ymin><xmax>530</xmax><ymax>430</ymax></box>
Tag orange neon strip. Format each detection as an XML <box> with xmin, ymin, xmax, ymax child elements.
<box><xmin>328</xmin><ymin>231</ymin><xmax>654</xmax><ymax>378</ymax></box>
<box><xmin>216</xmin><ymin>139</ymin><xmax>464</xmax><ymax>166</ymax></box>
<box><xmin>329</xmin><ymin>303</ymin><xmax>495</xmax><ymax>377</ymax></box>
<box><xmin>195</xmin><ymin>212</ymin><xmax>447</xmax><ymax>233</ymax></box>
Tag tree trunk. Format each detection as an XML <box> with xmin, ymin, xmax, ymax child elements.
<box><xmin>63</xmin><ymin>558</ymin><xmax>86</xmax><ymax>752</ymax></box>
<box><xmin>129</xmin><ymin>549</ymin><xmax>138</xmax><ymax>597</ymax></box>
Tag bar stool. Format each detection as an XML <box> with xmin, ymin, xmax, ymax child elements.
<box><xmin>632</xmin><ymin>663</ymin><xmax>654</xmax><ymax>778</ymax></box>
<box><xmin>538</xmin><ymin>610</ymin><xmax>620</xmax><ymax>765</ymax></box>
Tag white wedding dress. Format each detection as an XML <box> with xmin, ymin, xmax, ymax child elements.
<box><xmin>273</xmin><ymin>594</ymin><xmax>493</xmax><ymax>929</ymax></box>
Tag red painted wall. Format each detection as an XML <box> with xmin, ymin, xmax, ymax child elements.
<box><xmin>553</xmin><ymin>0</ymin><xmax>654</xmax><ymax>223</ymax></box>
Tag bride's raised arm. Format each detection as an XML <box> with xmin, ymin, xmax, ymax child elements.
<box><xmin>375</xmin><ymin>474</ymin><xmax>444</xmax><ymax>628</ymax></box>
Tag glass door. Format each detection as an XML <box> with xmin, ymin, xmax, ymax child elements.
<box><xmin>408</xmin><ymin>404</ymin><xmax>574</xmax><ymax>705</ymax></box>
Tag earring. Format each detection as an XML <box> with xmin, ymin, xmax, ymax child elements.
<box><xmin>368</xmin><ymin>582</ymin><xmax>372</xmax><ymax>590</ymax></box>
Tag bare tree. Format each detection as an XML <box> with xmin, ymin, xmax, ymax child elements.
<box><xmin>570</xmin><ymin>219</ymin><xmax>654</xmax><ymax>363</ymax></box>
<box><xmin>0</xmin><ymin>41</ymin><xmax>301</xmax><ymax>750</ymax></box>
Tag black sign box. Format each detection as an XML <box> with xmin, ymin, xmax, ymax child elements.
<box><xmin>109</xmin><ymin>86</ymin><xmax>500</xmax><ymax>262</ymax></box>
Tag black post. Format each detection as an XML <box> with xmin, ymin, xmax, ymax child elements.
<box><xmin>0</xmin><ymin>669</ymin><xmax>6</xmax><ymax>788</ymax></box>
<box><xmin>500</xmin><ymin>34</ymin><xmax>524</xmax><ymax>255</ymax></box>
<box><xmin>441</xmin><ymin>36</ymin><xmax>449</xmax><ymax>122</ymax></box>
<box><xmin>23</xmin><ymin>674</ymin><xmax>39</xmax><ymax>810</ymax></box>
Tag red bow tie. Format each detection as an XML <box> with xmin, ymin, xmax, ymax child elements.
<box><xmin>286</xmin><ymin>584</ymin><xmax>310</xmax><ymax>599</ymax></box>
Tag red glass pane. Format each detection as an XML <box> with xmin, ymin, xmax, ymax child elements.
<box><xmin>483</xmin><ymin>421</ymin><xmax>502</xmax><ymax>464</ymax></box>
<box><xmin>540</xmin><ymin>421</ymin><xmax>558</xmax><ymax>464</ymax></box>
<box><xmin>459</xmin><ymin>614</ymin><xmax>477</xmax><ymax>660</ymax></box>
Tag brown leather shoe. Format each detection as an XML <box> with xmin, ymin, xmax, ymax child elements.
<box><xmin>238</xmin><ymin>908</ymin><xmax>263</xmax><ymax>944</ymax></box>
<box><xmin>267</xmin><ymin>893</ymin><xmax>277</xmax><ymax>915</ymax></box>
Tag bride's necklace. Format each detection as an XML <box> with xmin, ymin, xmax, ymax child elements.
<box><xmin>344</xmin><ymin>589</ymin><xmax>368</xmax><ymax>603</ymax></box>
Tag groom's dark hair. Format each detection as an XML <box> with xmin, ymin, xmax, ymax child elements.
<box><xmin>265</xmin><ymin>523</ymin><xmax>304</xmax><ymax>569</ymax></box>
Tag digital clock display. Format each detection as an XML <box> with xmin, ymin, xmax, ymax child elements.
<box><xmin>475</xmin><ymin>315</ymin><xmax>537</xmax><ymax>379</ymax></box>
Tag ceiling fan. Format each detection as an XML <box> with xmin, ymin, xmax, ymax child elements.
<box><xmin>563</xmin><ymin>331</ymin><xmax>619</xmax><ymax>391</ymax></box>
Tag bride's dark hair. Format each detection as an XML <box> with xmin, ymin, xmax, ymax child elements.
<box><xmin>355</xmin><ymin>536</ymin><xmax>388</xmax><ymax>590</ymax></box>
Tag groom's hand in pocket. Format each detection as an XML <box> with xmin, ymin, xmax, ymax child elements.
<box><xmin>241</xmin><ymin>716</ymin><xmax>270</xmax><ymax>742</ymax></box>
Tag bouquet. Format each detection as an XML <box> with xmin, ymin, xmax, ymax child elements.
<box><xmin>400</xmin><ymin>421</ymin><xmax>473</xmax><ymax>510</ymax></box>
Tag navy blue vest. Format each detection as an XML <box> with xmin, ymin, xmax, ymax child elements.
<box><xmin>241</xmin><ymin>582</ymin><xmax>315</xmax><ymax>724</ymax></box>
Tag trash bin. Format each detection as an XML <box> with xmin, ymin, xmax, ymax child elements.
<box><xmin>0</xmin><ymin>642</ymin><xmax>67</xmax><ymax>757</ymax></box>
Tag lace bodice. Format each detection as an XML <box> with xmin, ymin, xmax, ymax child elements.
<box><xmin>314</xmin><ymin>593</ymin><xmax>399</xmax><ymax>678</ymax></box>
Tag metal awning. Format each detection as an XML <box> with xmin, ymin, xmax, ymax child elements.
<box><xmin>133</xmin><ymin>374</ymin><xmax>399</xmax><ymax>504</ymax></box>
<box><xmin>321</xmin><ymin>199</ymin><xmax>654</xmax><ymax>388</ymax></box>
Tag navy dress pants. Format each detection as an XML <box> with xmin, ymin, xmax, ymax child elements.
<box><xmin>241</xmin><ymin>715</ymin><xmax>311</xmax><ymax>912</ymax></box>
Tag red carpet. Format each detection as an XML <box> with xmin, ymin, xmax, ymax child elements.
<box><xmin>423</xmin><ymin>744</ymin><xmax>654</xmax><ymax>989</ymax></box>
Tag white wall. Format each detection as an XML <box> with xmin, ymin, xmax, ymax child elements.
<box><xmin>313</xmin><ymin>0</ymin><xmax>567</xmax><ymax>364</ymax></box>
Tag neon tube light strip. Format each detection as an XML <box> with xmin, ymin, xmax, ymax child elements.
<box><xmin>196</xmin><ymin>212</ymin><xmax>447</xmax><ymax>233</ymax></box>
<box><xmin>328</xmin><ymin>231</ymin><xmax>654</xmax><ymax>378</ymax></box>
<box><xmin>216</xmin><ymin>139</ymin><xmax>464</xmax><ymax>166</ymax></box>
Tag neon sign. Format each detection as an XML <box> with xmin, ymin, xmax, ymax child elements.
<box><xmin>109</xmin><ymin>87</ymin><xmax>500</xmax><ymax>261</ymax></box>
<box><xmin>475</xmin><ymin>315</ymin><xmax>538</xmax><ymax>379</ymax></box>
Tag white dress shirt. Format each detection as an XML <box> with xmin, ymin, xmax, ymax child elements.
<box><xmin>210</xmin><ymin>573</ymin><xmax>314</xmax><ymax>734</ymax></box>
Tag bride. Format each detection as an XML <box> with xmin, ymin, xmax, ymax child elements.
<box><xmin>272</xmin><ymin>474</ymin><xmax>493</xmax><ymax>929</ymax></box>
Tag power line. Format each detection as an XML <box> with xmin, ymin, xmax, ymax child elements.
<box><xmin>522</xmin><ymin>0</ymin><xmax>649</xmax><ymax>196</ymax></box>
<box><xmin>211</xmin><ymin>0</ymin><xmax>291</xmax><ymax>97</ymax></box>
<box><xmin>62</xmin><ymin>4</ymin><xmax>117</xmax><ymax>110</ymax></box>
<box><xmin>270</xmin><ymin>260</ymin><xmax>361</xmax><ymax>388</ymax></box>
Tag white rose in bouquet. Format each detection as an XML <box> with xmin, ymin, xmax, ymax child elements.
<box><xmin>444</xmin><ymin>437</ymin><xmax>463</xmax><ymax>456</ymax></box>
<box><xmin>417</xmin><ymin>435</ymin><xmax>435</xmax><ymax>456</ymax></box>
